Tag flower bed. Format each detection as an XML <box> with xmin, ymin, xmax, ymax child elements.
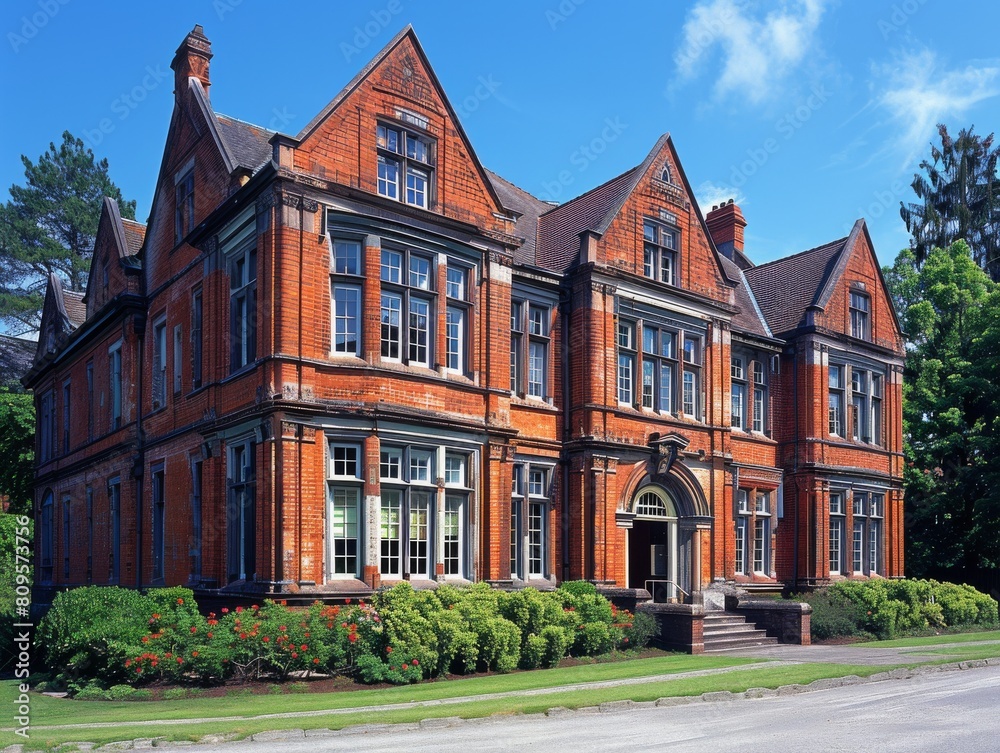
<box><xmin>35</xmin><ymin>581</ymin><xmax>658</xmax><ymax>695</ymax></box>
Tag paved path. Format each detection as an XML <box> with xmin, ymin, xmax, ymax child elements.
<box><xmin>723</xmin><ymin>638</ymin><xmax>1000</xmax><ymax>664</ymax></box>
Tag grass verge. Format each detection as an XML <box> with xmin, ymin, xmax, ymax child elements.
<box><xmin>1</xmin><ymin>662</ymin><xmax>887</xmax><ymax>750</ymax></box>
<box><xmin>853</xmin><ymin>630</ymin><xmax>1000</xmax><ymax>648</ymax></box>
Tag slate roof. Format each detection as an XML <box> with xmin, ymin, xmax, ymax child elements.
<box><xmin>743</xmin><ymin>236</ymin><xmax>848</xmax><ymax>335</ymax></box>
<box><xmin>536</xmin><ymin>167</ymin><xmax>642</xmax><ymax>271</ymax></box>
<box><xmin>485</xmin><ymin>170</ymin><xmax>552</xmax><ymax>266</ymax></box>
<box><xmin>62</xmin><ymin>290</ymin><xmax>87</xmax><ymax>328</ymax></box>
<box><xmin>215</xmin><ymin>114</ymin><xmax>274</xmax><ymax>172</ymax></box>
<box><xmin>121</xmin><ymin>219</ymin><xmax>146</xmax><ymax>256</ymax></box>
<box><xmin>720</xmin><ymin>255</ymin><xmax>772</xmax><ymax>339</ymax></box>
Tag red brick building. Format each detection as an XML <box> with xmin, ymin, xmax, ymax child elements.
<box><xmin>25</xmin><ymin>26</ymin><xmax>904</xmax><ymax>607</ymax></box>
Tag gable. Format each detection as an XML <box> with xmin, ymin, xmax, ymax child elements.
<box><xmin>815</xmin><ymin>223</ymin><xmax>904</xmax><ymax>352</ymax></box>
<box><xmin>85</xmin><ymin>198</ymin><xmax>144</xmax><ymax>318</ymax></box>
<box><xmin>293</xmin><ymin>28</ymin><xmax>506</xmax><ymax>231</ymax></box>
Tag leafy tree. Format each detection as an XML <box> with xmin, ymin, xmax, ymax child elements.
<box><xmin>884</xmin><ymin>242</ymin><xmax>1000</xmax><ymax>579</ymax></box>
<box><xmin>899</xmin><ymin>124</ymin><xmax>1000</xmax><ymax>281</ymax></box>
<box><xmin>0</xmin><ymin>388</ymin><xmax>34</xmax><ymax>517</ymax></box>
<box><xmin>0</xmin><ymin>132</ymin><xmax>136</xmax><ymax>335</ymax></box>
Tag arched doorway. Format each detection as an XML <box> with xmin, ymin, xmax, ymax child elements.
<box><xmin>627</xmin><ymin>487</ymin><xmax>684</xmax><ymax>600</ymax></box>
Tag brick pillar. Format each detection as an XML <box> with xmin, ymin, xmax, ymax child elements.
<box><xmin>362</xmin><ymin>235</ymin><xmax>381</xmax><ymax>363</ymax></box>
<box><xmin>362</xmin><ymin>433</ymin><xmax>380</xmax><ymax>589</ymax></box>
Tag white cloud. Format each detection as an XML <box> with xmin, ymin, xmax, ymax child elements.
<box><xmin>673</xmin><ymin>0</ymin><xmax>827</xmax><ymax>105</ymax></box>
<box><xmin>874</xmin><ymin>49</ymin><xmax>1000</xmax><ymax>167</ymax></box>
<box><xmin>695</xmin><ymin>181</ymin><xmax>747</xmax><ymax>213</ymax></box>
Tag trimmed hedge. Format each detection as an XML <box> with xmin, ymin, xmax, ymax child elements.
<box><xmin>36</xmin><ymin>582</ymin><xmax>655</xmax><ymax>693</ymax></box>
<box><xmin>797</xmin><ymin>578</ymin><xmax>998</xmax><ymax>640</ymax></box>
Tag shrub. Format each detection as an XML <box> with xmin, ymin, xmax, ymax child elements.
<box><xmin>105</xmin><ymin>684</ymin><xmax>146</xmax><ymax>701</ymax></box>
<box><xmin>72</xmin><ymin>684</ymin><xmax>108</xmax><ymax>701</ymax></box>
<box><xmin>473</xmin><ymin>616</ymin><xmax>521</xmax><ymax>673</ymax></box>
<box><xmin>795</xmin><ymin>589</ymin><xmax>867</xmax><ymax>641</ymax></box>
<box><xmin>36</xmin><ymin>586</ymin><xmax>154</xmax><ymax>687</ymax></box>
<box><xmin>573</xmin><ymin>622</ymin><xmax>613</xmax><ymax>655</ymax></box>
<box><xmin>623</xmin><ymin>611</ymin><xmax>659</xmax><ymax>649</ymax></box>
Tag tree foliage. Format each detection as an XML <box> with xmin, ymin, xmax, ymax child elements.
<box><xmin>0</xmin><ymin>388</ymin><xmax>34</xmax><ymax>516</ymax></box>
<box><xmin>884</xmin><ymin>242</ymin><xmax>1000</xmax><ymax>578</ymax></box>
<box><xmin>899</xmin><ymin>124</ymin><xmax>1000</xmax><ymax>281</ymax></box>
<box><xmin>0</xmin><ymin>131</ymin><xmax>135</xmax><ymax>335</ymax></box>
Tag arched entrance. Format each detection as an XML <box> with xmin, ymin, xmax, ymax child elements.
<box><xmin>627</xmin><ymin>487</ymin><xmax>684</xmax><ymax>600</ymax></box>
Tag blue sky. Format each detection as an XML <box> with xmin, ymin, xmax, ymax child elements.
<box><xmin>2</xmin><ymin>0</ymin><xmax>999</xmax><ymax>270</ymax></box>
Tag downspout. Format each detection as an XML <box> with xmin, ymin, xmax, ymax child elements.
<box><xmin>134</xmin><ymin>317</ymin><xmax>146</xmax><ymax>589</ymax></box>
<box><xmin>792</xmin><ymin>347</ymin><xmax>800</xmax><ymax>589</ymax></box>
<box><xmin>560</xmin><ymin>289</ymin><xmax>571</xmax><ymax>583</ymax></box>
<box><xmin>296</xmin><ymin>196</ymin><xmax>305</xmax><ymax>583</ymax></box>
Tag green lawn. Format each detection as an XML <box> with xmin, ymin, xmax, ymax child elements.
<box><xmin>1</xmin><ymin>661</ymin><xmax>886</xmax><ymax>751</ymax></box>
<box><xmin>901</xmin><ymin>645</ymin><xmax>1000</xmax><ymax>661</ymax></box>
<box><xmin>854</xmin><ymin>630</ymin><xmax>1000</xmax><ymax>648</ymax></box>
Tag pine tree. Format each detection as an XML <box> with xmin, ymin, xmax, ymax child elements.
<box><xmin>900</xmin><ymin>124</ymin><xmax>1000</xmax><ymax>281</ymax></box>
<box><xmin>0</xmin><ymin>132</ymin><xmax>136</xmax><ymax>335</ymax></box>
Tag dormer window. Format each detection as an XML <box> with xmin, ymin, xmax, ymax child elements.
<box><xmin>376</xmin><ymin>122</ymin><xmax>435</xmax><ymax>209</ymax></box>
<box><xmin>174</xmin><ymin>168</ymin><xmax>195</xmax><ymax>244</ymax></box>
<box><xmin>643</xmin><ymin>219</ymin><xmax>678</xmax><ymax>285</ymax></box>
<box><xmin>850</xmin><ymin>290</ymin><xmax>870</xmax><ymax>340</ymax></box>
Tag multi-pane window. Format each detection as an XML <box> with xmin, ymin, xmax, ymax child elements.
<box><xmin>618</xmin><ymin>322</ymin><xmax>635</xmax><ymax>404</ymax></box>
<box><xmin>109</xmin><ymin>341</ymin><xmax>122</xmax><ymax>430</ymax></box>
<box><xmin>850</xmin><ymin>291</ymin><xmax>870</xmax><ymax>340</ymax></box>
<box><xmin>511</xmin><ymin>300</ymin><xmax>551</xmax><ymax>399</ymax></box>
<box><xmin>376</xmin><ymin>122</ymin><xmax>435</xmax><ymax>208</ymax></box>
<box><xmin>752</xmin><ymin>360</ymin><xmax>767</xmax><ymax>433</ymax></box>
<box><xmin>331</xmin><ymin>239</ymin><xmax>363</xmax><ymax>357</ymax></box>
<box><xmin>227</xmin><ymin>440</ymin><xmax>256</xmax><ymax>582</ymax></box>
<box><xmin>381</xmin><ymin>248</ymin><xmax>434</xmax><ymax>367</ymax></box>
<box><xmin>641</xmin><ymin>325</ymin><xmax>677</xmax><ymax>412</ymax></box>
<box><xmin>753</xmin><ymin>492</ymin><xmax>770</xmax><ymax>574</ymax></box>
<box><xmin>828</xmin><ymin>365</ymin><xmax>845</xmax><ymax>436</ymax></box>
<box><xmin>152</xmin><ymin>318</ymin><xmax>167</xmax><ymax>410</ymax></box>
<box><xmin>829</xmin><ymin>492</ymin><xmax>845</xmax><ymax>574</ymax></box>
<box><xmin>851</xmin><ymin>491</ymin><xmax>884</xmax><ymax>575</ymax></box>
<box><xmin>62</xmin><ymin>380</ymin><xmax>71</xmax><ymax>454</ymax></box>
<box><xmin>643</xmin><ymin>219</ymin><xmax>678</xmax><ymax>285</ymax></box>
<box><xmin>62</xmin><ymin>496</ymin><xmax>70</xmax><ymax>579</ymax></box>
<box><xmin>40</xmin><ymin>492</ymin><xmax>53</xmax><ymax>583</ymax></box>
<box><xmin>229</xmin><ymin>244</ymin><xmax>257</xmax><ymax>372</ymax></box>
<box><xmin>328</xmin><ymin>442</ymin><xmax>362</xmax><ymax>578</ymax></box>
<box><xmin>191</xmin><ymin>289</ymin><xmax>203</xmax><ymax>389</ymax></box>
<box><xmin>443</xmin><ymin>495</ymin><xmax>465</xmax><ymax>577</ymax></box>
<box><xmin>735</xmin><ymin>490</ymin><xmax>748</xmax><ymax>575</ymax></box>
<box><xmin>86</xmin><ymin>361</ymin><xmax>94</xmax><ymax>441</ymax></box>
<box><xmin>511</xmin><ymin>463</ymin><xmax>551</xmax><ymax>580</ymax></box>
<box><xmin>175</xmin><ymin>169</ymin><xmax>194</xmax><ymax>244</ymax></box>
<box><xmin>152</xmin><ymin>463</ymin><xmax>165</xmax><ymax>581</ymax></box>
<box><xmin>190</xmin><ymin>458</ymin><xmax>203</xmax><ymax>582</ymax></box>
<box><xmin>173</xmin><ymin>325</ymin><xmax>183</xmax><ymax>395</ymax></box>
<box><xmin>38</xmin><ymin>390</ymin><xmax>54</xmax><ymax>463</ymax></box>
<box><xmin>379</xmin><ymin>445</ymin><xmax>447</xmax><ymax>580</ymax></box>
<box><xmin>86</xmin><ymin>487</ymin><xmax>93</xmax><ymax>583</ymax></box>
<box><xmin>731</xmin><ymin>357</ymin><xmax>746</xmax><ymax>430</ymax></box>
<box><xmin>682</xmin><ymin>336</ymin><xmax>702</xmax><ymax>418</ymax></box>
<box><xmin>445</xmin><ymin>265</ymin><xmax>470</xmax><ymax>373</ymax></box>
<box><xmin>108</xmin><ymin>478</ymin><xmax>120</xmax><ymax>583</ymax></box>
<box><xmin>871</xmin><ymin>374</ymin><xmax>883</xmax><ymax>446</ymax></box>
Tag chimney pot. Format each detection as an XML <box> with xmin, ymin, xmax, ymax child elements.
<box><xmin>705</xmin><ymin>200</ymin><xmax>747</xmax><ymax>261</ymax></box>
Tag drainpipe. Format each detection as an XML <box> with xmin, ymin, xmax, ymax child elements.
<box><xmin>134</xmin><ymin>319</ymin><xmax>146</xmax><ymax>590</ymax></box>
<box><xmin>792</xmin><ymin>347</ymin><xmax>800</xmax><ymax>589</ymax></box>
<box><xmin>560</xmin><ymin>289</ymin><xmax>571</xmax><ymax>583</ymax></box>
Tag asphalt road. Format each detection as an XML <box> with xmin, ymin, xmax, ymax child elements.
<box><xmin>174</xmin><ymin>664</ymin><xmax>1000</xmax><ymax>753</ymax></box>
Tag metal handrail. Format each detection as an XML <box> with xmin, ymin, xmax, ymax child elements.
<box><xmin>645</xmin><ymin>579</ymin><xmax>690</xmax><ymax>603</ymax></box>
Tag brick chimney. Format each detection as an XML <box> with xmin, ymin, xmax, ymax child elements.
<box><xmin>705</xmin><ymin>199</ymin><xmax>747</xmax><ymax>262</ymax></box>
<box><xmin>171</xmin><ymin>25</ymin><xmax>213</xmax><ymax>100</ymax></box>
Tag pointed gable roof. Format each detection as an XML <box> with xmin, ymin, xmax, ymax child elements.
<box><xmin>295</xmin><ymin>25</ymin><xmax>505</xmax><ymax>215</ymax></box>
<box><xmin>743</xmin><ymin>221</ymin><xmax>878</xmax><ymax>336</ymax></box>
<box><xmin>215</xmin><ymin>114</ymin><xmax>274</xmax><ymax>173</ymax></box>
<box><xmin>35</xmin><ymin>273</ymin><xmax>84</xmax><ymax>362</ymax></box>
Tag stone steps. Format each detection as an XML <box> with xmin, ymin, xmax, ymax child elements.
<box><xmin>702</xmin><ymin>612</ymin><xmax>779</xmax><ymax>652</ymax></box>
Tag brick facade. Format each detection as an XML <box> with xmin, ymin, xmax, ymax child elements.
<box><xmin>25</xmin><ymin>25</ymin><xmax>904</xmax><ymax>606</ymax></box>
